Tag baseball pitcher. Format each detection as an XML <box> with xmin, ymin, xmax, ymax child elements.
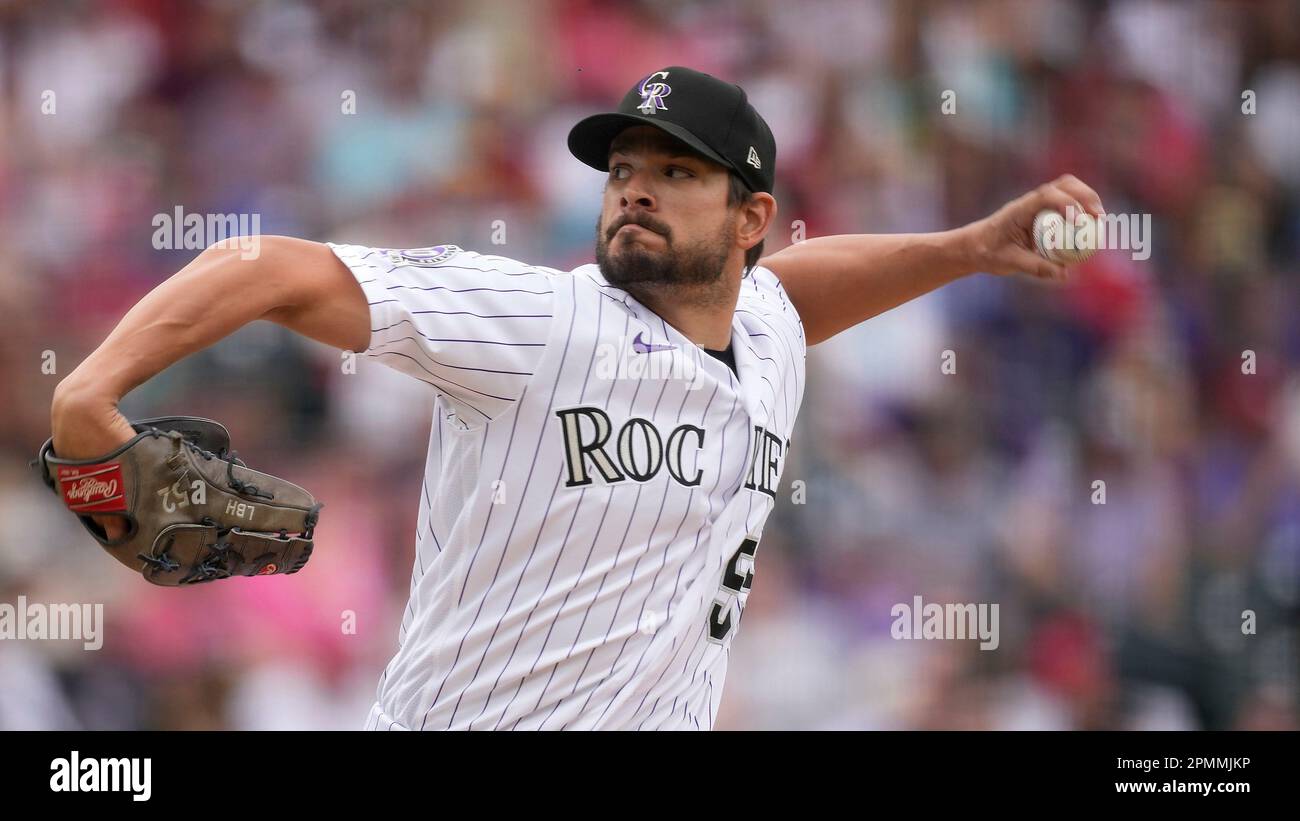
<box><xmin>45</xmin><ymin>66</ymin><xmax>1103</xmax><ymax>729</ymax></box>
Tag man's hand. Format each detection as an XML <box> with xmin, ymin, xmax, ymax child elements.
<box><xmin>50</xmin><ymin>380</ymin><xmax>138</xmax><ymax>541</ymax></box>
<box><xmin>964</xmin><ymin>174</ymin><xmax>1106</xmax><ymax>281</ymax></box>
<box><xmin>763</xmin><ymin>174</ymin><xmax>1107</xmax><ymax>345</ymax></box>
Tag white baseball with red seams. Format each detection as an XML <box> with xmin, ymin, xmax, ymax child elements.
<box><xmin>1032</xmin><ymin>208</ymin><xmax>1098</xmax><ymax>265</ymax></box>
<box><xmin>328</xmin><ymin>242</ymin><xmax>806</xmax><ymax>730</ymax></box>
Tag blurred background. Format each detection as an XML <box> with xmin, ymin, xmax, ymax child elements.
<box><xmin>1</xmin><ymin>0</ymin><xmax>1297</xmax><ymax>730</ymax></box>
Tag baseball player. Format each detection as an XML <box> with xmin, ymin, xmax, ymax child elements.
<box><xmin>48</xmin><ymin>66</ymin><xmax>1103</xmax><ymax>729</ymax></box>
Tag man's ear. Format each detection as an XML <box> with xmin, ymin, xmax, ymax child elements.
<box><xmin>738</xmin><ymin>192</ymin><xmax>777</xmax><ymax>251</ymax></box>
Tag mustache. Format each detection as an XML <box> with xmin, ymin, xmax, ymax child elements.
<box><xmin>605</xmin><ymin>214</ymin><xmax>671</xmax><ymax>242</ymax></box>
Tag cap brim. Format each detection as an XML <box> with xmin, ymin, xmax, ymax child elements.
<box><xmin>567</xmin><ymin>112</ymin><xmax>733</xmax><ymax>175</ymax></box>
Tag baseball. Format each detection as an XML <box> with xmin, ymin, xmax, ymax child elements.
<box><xmin>1033</xmin><ymin>208</ymin><xmax>1098</xmax><ymax>265</ymax></box>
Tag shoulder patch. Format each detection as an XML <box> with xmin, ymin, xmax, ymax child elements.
<box><xmin>386</xmin><ymin>245</ymin><xmax>462</xmax><ymax>267</ymax></box>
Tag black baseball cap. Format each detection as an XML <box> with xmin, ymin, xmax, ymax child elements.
<box><xmin>568</xmin><ymin>66</ymin><xmax>776</xmax><ymax>194</ymax></box>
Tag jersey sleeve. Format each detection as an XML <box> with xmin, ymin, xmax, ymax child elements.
<box><xmin>327</xmin><ymin>243</ymin><xmax>558</xmax><ymax>426</ymax></box>
<box><xmin>734</xmin><ymin>264</ymin><xmax>808</xmax><ymax>431</ymax></box>
<box><xmin>741</xmin><ymin>264</ymin><xmax>807</xmax><ymax>352</ymax></box>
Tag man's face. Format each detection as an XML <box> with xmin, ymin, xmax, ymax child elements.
<box><xmin>595</xmin><ymin>125</ymin><xmax>736</xmax><ymax>290</ymax></box>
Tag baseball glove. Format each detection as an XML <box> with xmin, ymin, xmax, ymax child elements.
<box><xmin>34</xmin><ymin>416</ymin><xmax>321</xmax><ymax>586</ymax></box>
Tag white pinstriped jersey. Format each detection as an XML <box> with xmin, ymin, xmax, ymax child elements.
<box><xmin>328</xmin><ymin>242</ymin><xmax>806</xmax><ymax>730</ymax></box>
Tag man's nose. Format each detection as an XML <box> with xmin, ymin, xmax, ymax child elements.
<box><xmin>620</xmin><ymin>171</ymin><xmax>656</xmax><ymax>211</ymax></box>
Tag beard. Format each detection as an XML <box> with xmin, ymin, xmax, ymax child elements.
<box><xmin>595</xmin><ymin>212</ymin><xmax>734</xmax><ymax>292</ymax></box>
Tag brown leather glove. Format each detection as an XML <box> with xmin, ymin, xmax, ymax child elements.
<box><xmin>35</xmin><ymin>416</ymin><xmax>321</xmax><ymax>586</ymax></box>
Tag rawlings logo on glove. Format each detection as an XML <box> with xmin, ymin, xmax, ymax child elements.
<box><xmin>35</xmin><ymin>416</ymin><xmax>322</xmax><ymax>587</ymax></box>
<box><xmin>59</xmin><ymin>466</ymin><xmax>127</xmax><ymax>511</ymax></box>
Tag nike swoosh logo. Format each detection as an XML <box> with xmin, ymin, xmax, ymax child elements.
<box><xmin>632</xmin><ymin>331</ymin><xmax>676</xmax><ymax>354</ymax></box>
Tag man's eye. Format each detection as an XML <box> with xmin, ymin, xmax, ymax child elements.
<box><xmin>667</xmin><ymin>167</ymin><xmax>694</xmax><ymax>178</ymax></box>
<box><xmin>609</xmin><ymin>166</ymin><xmax>629</xmax><ymax>180</ymax></box>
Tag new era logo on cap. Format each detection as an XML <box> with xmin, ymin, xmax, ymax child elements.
<box><xmin>567</xmin><ymin>65</ymin><xmax>777</xmax><ymax>194</ymax></box>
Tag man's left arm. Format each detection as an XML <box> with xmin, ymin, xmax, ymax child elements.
<box><xmin>762</xmin><ymin>175</ymin><xmax>1105</xmax><ymax>346</ymax></box>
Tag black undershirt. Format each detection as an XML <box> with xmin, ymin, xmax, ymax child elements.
<box><xmin>703</xmin><ymin>345</ymin><xmax>736</xmax><ymax>375</ymax></box>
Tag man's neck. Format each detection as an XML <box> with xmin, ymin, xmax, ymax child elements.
<box><xmin>623</xmin><ymin>278</ymin><xmax>740</xmax><ymax>350</ymax></box>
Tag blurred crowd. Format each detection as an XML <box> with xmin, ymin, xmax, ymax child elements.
<box><xmin>1</xmin><ymin>0</ymin><xmax>1297</xmax><ymax>730</ymax></box>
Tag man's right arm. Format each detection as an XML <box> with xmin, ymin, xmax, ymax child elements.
<box><xmin>51</xmin><ymin>235</ymin><xmax>370</xmax><ymax>463</ymax></box>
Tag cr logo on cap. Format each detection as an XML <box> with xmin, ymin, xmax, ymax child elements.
<box><xmin>637</xmin><ymin>71</ymin><xmax>671</xmax><ymax>115</ymax></box>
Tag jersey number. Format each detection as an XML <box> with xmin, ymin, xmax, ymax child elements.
<box><xmin>707</xmin><ymin>536</ymin><xmax>759</xmax><ymax>644</ymax></box>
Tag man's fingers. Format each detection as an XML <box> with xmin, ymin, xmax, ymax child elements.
<box><xmin>1021</xmin><ymin>175</ymin><xmax>1104</xmax><ymax>223</ymax></box>
<box><xmin>1005</xmin><ymin>246</ymin><xmax>1067</xmax><ymax>281</ymax></box>
<box><xmin>987</xmin><ymin>176</ymin><xmax>1101</xmax><ymax>279</ymax></box>
<box><xmin>1052</xmin><ymin>174</ymin><xmax>1105</xmax><ymax>217</ymax></box>
<box><xmin>1033</xmin><ymin>183</ymin><xmax>1085</xmax><ymax>222</ymax></box>
<box><xmin>92</xmin><ymin>514</ymin><xmax>127</xmax><ymax>541</ymax></box>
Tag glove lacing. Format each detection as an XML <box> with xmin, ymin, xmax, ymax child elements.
<box><xmin>140</xmin><ymin>429</ymin><xmax>319</xmax><ymax>580</ymax></box>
